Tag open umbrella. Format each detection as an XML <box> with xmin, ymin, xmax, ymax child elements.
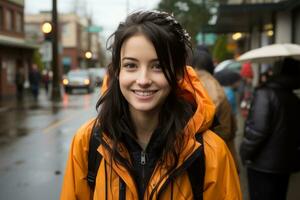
<box><xmin>237</xmin><ymin>43</ymin><xmax>300</xmax><ymax>63</ymax></box>
<box><xmin>214</xmin><ymin>59</ymin><xmax>242</xmax><ymax>73</ymax></box>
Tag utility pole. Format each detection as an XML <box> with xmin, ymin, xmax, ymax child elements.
<box><xmin>51</xmin><ymin>0</ymin><xmax>62</xmax><ymax>101</ymax></box>
<box><xmin>87</xmin><ymin>16</ymin><xmax>92</xmax><ymax>68</ymax></box>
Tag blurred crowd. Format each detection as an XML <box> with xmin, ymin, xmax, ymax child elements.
<box><xmin>190</xmin><ymin>45</ymin><xmax>300</xmax><ymax>200</ymax></box>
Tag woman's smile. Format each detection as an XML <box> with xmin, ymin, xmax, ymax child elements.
<box><xmin>132</xmin><ymin>89</ymin><xmax>158</xmax><ymax>97</ymax></box>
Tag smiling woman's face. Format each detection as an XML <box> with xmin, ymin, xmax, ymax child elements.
<box><xmin>119</xmin><ymin>34</ymin><xmax>171</xmax><ymax>116</ymax></box>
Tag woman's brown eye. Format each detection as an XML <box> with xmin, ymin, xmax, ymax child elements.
<box><xmin>123</xmin><ymin>63</ymin><xmax>136</xmax><ymax>69</ymax></box>
<box><xmin>152</xmin><ymin>64</ymin><xmax>162</xmax><ymax>71</ymax></box>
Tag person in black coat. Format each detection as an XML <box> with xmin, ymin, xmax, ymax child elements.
<box><xmin>29</xmin><ymin>64</ymin><xmax>41</xmax><ymax>101</ymax></box>
<box><xmin>240</xmin><ymin>58</ymin><xmax>300</xmax><ymax>200</ymax></box>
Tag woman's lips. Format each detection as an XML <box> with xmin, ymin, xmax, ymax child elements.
<box><xmin>132</xmin><ymin>90</ymin><xmax>158</xmax><ymax>99</ymax></box>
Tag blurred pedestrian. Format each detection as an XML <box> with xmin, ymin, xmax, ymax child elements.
<box><xmin>15</xmin><ymin>67</ymin><xmax>25</xmax><ymax>100</ymax></box>
<box><xmin>61</xmin><ymin>10</ymin><xmax>241</xmax><ymax>200</ymax></box>
<box><xmin>189</xmin><ymin>49</ymin><xmax>240</xmax><ymax>171</ymax></box>
<box><xmin>42</xmin><ymin>69</ymin><xmax>50</xmax><ymax>94</ymax></box>
<box><xmin>240</xmin><ymin>58</ymin><xmax>300</xmax><ymax>200</ymax></box>
<box><xmin>29</xmin><ymin>64</ymin><xmax>41</xmax><ymax>101</ymax></box>
<box><xmin>214</xmin><ymin>69</ymin><xmax>241</xmax><ymax>115</ymax></box>
<box><xmin>238</xmin><ymin>62</ymin><xmax>254</xmax><ymax>119</ymax></box>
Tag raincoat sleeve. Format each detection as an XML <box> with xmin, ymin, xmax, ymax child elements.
<box><xmin>60</xmin><ymin>120</ymin><xmax>94</xmax><ymax>200</ymax></box>
<box><xmin>203</xmin><ymin>130</ymin><xmax>242</xmax><ymax>200</ymax></box>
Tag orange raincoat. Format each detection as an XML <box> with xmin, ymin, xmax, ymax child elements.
<box><xmin>61</xmin><ymin>66</ymin><xmax>242</xmax><ymax>200</ymax></box>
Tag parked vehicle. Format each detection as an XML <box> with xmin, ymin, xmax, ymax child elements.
<box><xmin>63</xmin><ymin>70</ymin><xmax>94</xmax><ymax>94</ymax></box>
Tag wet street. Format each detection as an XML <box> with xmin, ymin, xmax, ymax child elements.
<box><xmin>0</xmin><ymin>88</ymin><xmax>300</xmax><ymax>200</ymax></box>
<box><xmin>0</xmin><ymin>89</ymin><xmax>100</xmax><ymax>200</ymax></box>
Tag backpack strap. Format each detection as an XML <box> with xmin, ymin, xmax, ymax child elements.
<box><xmin>187</xmin><ymin>133</ymin><xmax>205</xmax><ymax>200</ymax></box>
<box><xmin>87</xmin><ymin>122</ymin><xmax>103</xmax><ymax>189</ymax></box>
<box><xmin>87</xmin><ymin>123</ymin><xmax>127</xmax><ymax>200</ymax></box>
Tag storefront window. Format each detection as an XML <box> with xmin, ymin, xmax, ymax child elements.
<box><xmin>0</xmin><ymin>6</ymin><xmax>3</xmax><ymax>30</ymax></box>
<box><xmin>5</xmin><ymin>9</ymin><xmax>14</xmax><ymax>31</ymax></box>
<box><xmin>6</xmin><ymin>59</ymin><xmax>16</xmax><ymax>84</ymax></box>
<box><xmin>16</xmin><ymin>12</ymin><xmax>23</xmax><ymax>33</ymax></box>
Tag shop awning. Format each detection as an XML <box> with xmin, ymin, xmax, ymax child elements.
<box><xmin>0</xmin><ymin>36</ymin><xmax>38</xmax><ymax>49</ymax></box>
<box><xmin>203</xmin><ymin>0</ymin><xmax>299</xmax><ymax>33</ymax></box>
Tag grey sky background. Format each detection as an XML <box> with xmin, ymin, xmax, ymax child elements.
<box><xmin>25</xmin><ymin>0</ymin><xmax>160</xmax><ymax>42</ymax></box>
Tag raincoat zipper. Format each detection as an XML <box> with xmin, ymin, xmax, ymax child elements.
<box><xmin>141</xmin><ymin>151</ymin><xmax>146</xmax><ymax>189</ymax></box>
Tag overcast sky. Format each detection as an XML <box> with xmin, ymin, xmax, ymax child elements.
<box><xmin>25</xmin><ymin>0</ymin><xmax>160</xmax><ymax>42</ymax></box>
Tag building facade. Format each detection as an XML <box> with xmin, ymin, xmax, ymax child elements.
<box><xmin>205</xmin><ymin>0</ymin><xmax>300</xmax><ymax>55</ymax></box>
<box><xmin>0</xmin><ymin>0</ymin><xmax>36</xmax><ymax>98</ymax></box>
<box><xmin>25</xmin><ymin>12</ymin><xmax>103</xmax><ymax>73</ymax></box>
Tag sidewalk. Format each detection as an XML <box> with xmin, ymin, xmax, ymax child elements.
<box><xmin>0</xmin><ymin>89</ymin><xmax>53</xmax><ymax>113</ymax></box>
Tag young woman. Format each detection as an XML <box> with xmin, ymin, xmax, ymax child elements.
<box><xmin>61</xmin><ymin>10</ymin><xmax>241</xmax><ymax>200</ymax></box>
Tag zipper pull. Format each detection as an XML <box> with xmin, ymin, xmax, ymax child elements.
<box><xmin>141</xmin><ymin>151</ymin><xmax>146</xmax><ymax>165</ymax></box>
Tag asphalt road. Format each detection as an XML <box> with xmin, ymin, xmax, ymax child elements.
<box><xmin>0</xmin><ymin>89</ymin><xmax>100</xmax><ymax>200</ymax></box>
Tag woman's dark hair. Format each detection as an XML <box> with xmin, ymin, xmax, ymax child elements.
<box><xmin>96</xmin><ymin>10</ymin><xmax>194</xmax><ymax>173</ymax></box>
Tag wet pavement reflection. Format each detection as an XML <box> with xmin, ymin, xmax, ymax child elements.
<box><xmin>0</xmin><ymin>89</ymin><xmax>100</xmax><ymax>200</ymax></box>
<box><xmin>1</xmin><ymin>88</ymin><xmax>300</xmax><ymax>200</ymax></box>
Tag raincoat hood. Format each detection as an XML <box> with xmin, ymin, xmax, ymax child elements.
<box><xmin>101</xmin><ymin>66</ymin><xmax>216</xmax><ymax>137</ymax></box>
<box><xmin>179</xmin><ymin>66</ymin><xmax>216</xmax><ymax>134</ymax></box>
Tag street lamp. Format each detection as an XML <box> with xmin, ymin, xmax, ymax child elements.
<box><xmin>42</xmin><ymin>22</ymin><xmax>53</xmax><ymax>41</ymax></box>
<box><xmin>85</xmin><ymin>51</ymin><xmax>93</xmax><ymax>68</ymax></box>
<box><xmin>85</xmin><ymin>51</ymin><xmax>93</xmax><ymax>59</ymax></box>
<box><xmin>42</xmin><ymin>22</ymin><xmax>52</xmax><ymax>34</ymax></box>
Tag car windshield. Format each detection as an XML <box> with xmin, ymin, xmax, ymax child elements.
<box><xmin>68</xmin><ymin>70</ymin><xmax>89</xmax><ymax>78</ymax></box>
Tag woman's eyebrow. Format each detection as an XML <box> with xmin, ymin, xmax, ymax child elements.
<box><xmin>122</xmin><ymin>57</ymin><xmax>137</xmax><ymax>61</ymax></box>
<box><xmin>150</xmin><ymin>58</ymin><xmax>159</xmax><ymax>62</ymax></box>
<box><xmin>121</xmin><ymin>57</ymin><xmax>159</xmax><ymax>62</ymax></box>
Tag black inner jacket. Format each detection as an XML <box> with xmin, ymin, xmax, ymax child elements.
<box><xmin>122</xmin><ymin>127</ymin><xmax>165</xmax><ymax>200</ymax></box>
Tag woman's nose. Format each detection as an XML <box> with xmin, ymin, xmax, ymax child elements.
<box><xmin>136</xmin><ymin>69</ymin><xmax>152</xmax><ymax>86</ymax></box>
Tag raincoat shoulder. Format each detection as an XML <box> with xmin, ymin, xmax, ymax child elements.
<box><xmin>203</xmin><ymin>129</ymin><xmax>242</xmax><ymax>200</ymax></box>
<box><xmin>60</xmin><ymin>119</ymin><xmax>95</xmax><ymax>200</ymax></box>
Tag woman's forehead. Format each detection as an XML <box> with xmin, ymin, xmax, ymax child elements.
<box><xmin>120</xmin><ymin>34</ymin><xmax>158</xmax><ymax>61</ymax></box>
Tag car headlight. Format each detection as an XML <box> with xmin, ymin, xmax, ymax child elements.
<box><xmin>84</xmin><ymin>79</ymin><xmax>90</xmax><ymax>85</ymax></box>
<box><xmin>63</xmin><ymin>79</ymin><xmax>69</xmax><ymax>85</ymax></box>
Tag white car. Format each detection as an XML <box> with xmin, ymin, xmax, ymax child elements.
<box><xmin>63</xmin><ymin>70</ymin><xmax>94</xmax><ymax>94</ymax></box>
